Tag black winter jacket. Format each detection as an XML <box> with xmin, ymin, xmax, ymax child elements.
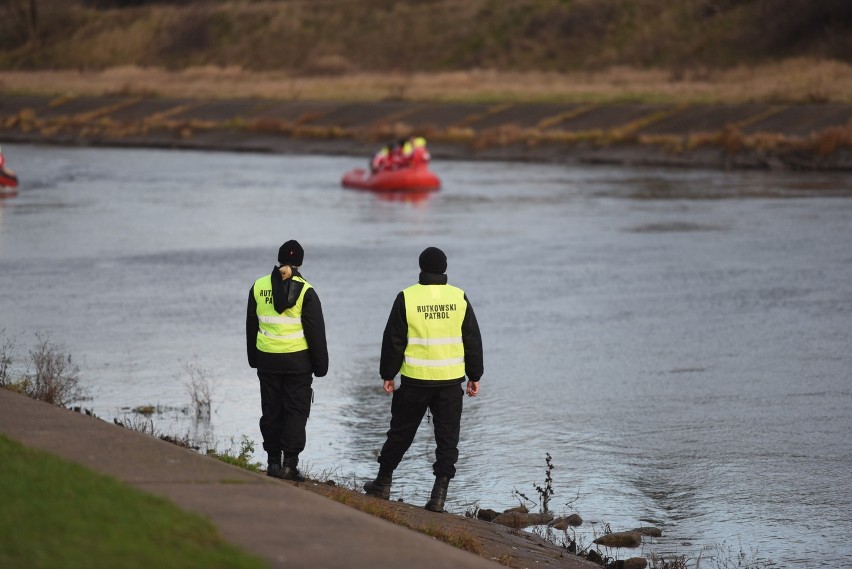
<box><xmin>380</xmin><ymin>271</ymin><xmax>483</xmax><ymax>386</ymax></box>
<box><xmin>246</xmin><ymin>267</ymin><xmax>329</xmax><ymax>377</ymax></box>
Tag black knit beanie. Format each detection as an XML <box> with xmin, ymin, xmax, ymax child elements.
<box><xmin>278</xmin><ymin>240</ymin><xmax>304</xmax><ymax>266</ymax></box>
<box><xmin>419</xmin><ymin>247</ymin><xmax>447</xmax><ymax>274</ymax></box>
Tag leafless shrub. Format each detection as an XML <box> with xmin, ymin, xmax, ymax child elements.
<box><xmin>114</xmin><ymin>414</ymin><xmax>156</xmax><ymax>436</ymax></box>
<box><xmin>709</xmin><ymin>541</ymin><xmax>771</xmax><ymax>569</ymax></box>
<box><xmin>181</xmin><ymin>360</ymin><xmax>215</xmax><ymax>422</ymax></box>
<box><xmin>159</xmin><ymin>431</ymin><xmax>196</xmax><ymax>449</ymax></box>
<box><xmin>17</xmin><ymin>333</ymin><xmax>85</xmax><ymax>407</ymax></box>
<box><xmin>113</xmin><ymin>413</ymin><xmax>198</xmax><ymax>449</ymax></box>
<box><xmin>649</xmin><ymin>553</ymin><xmax>690</xmax><ymax>568</ymax></box>
<box><xmin>0</xmin><ymin>329</ymin><xmax>15</xmax><ymax>387</ymax></box>
<box><xmin>534</xmin><ymin>453</ymin><xmax>555</xmax><ymax>514</ymax></box>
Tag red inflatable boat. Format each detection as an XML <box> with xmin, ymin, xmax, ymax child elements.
<box><xmin>0</xmin><ymin>170</ymin><xmax>18</xmax><ymax>198</ymax></box>
<box><xmin>0</xmin><ymin>149</ymin><xmax>18</xmax><ymax>197</ymax></box>
<box><xmin>341</xmin><ymin>164</ymin><xmax>441</xmax><ymax>193</ymax></box>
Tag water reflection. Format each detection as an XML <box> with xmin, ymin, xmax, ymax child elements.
<box><xmin>372</xmin><ymin>189</ymin><xmax>436</xmax><ymax>205</ymax></box>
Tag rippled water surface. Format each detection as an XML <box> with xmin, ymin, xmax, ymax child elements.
<box><xmin>2</xmin><ymin>143</ymin><xmax>851</xmax><ymax>567</ymax></box>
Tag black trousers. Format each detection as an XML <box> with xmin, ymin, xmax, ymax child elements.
<box><xmin>257</xmin><ymin>370</ymin><xmax>313</xmax><ymax>463</ymax></box>
<box><xmin>377</xmin><ymin>382</ymin><xmax>464</xmax><ymax>479</ymax></box>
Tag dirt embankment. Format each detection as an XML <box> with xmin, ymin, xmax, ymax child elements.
<box><xmin>296</xmin><ymin>478</ymin><xmax>607</xmax><ymax>569</ymax></box>
<box><xmin>2</xmin><ymin>93</ymin><xmax>852</xmax><ymax>171</ymax></box>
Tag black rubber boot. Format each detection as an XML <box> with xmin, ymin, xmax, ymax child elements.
<box><xmin>266</xmin><ymin>451</ymin><xmax>282</xmax><ymax>478</ymax></box>
<box><xmin>363</xmin><ymin>467</ymin><xmax>393</xmax><ymax>499</ymax></box>
<box><xmin>424</xmin><ymin>476</ymin><xmax>450</xmax><ymax>512</ymax></box>
<box><xmin>280</xmin><ymin>455</ymin><xmax>305</xmax><ymax>482</ymax></box>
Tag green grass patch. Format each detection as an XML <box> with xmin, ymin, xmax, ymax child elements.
<box><xmin>206</xmin><ymin>435</ymin><xmax>263</xmax><ymax>473</ymax></box>
<box><xmin>0</xmin><ymin>434</ymin><xmax>267</xmax><ymax>569</ymax></box>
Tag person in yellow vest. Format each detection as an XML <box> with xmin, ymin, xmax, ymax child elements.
<box><xmin>246</xmin><ymin>240</ymin><xmax>328</xmax><ymax>481</ymax></box>
<box><xmin>364</xmin><ymin>246</ymin><xmax>483</xmax><ymax>512</ymax></box>
<box><xmin>370</xmin><ymin>142</ymin><xmax>392</xmax><ymax>173</ymax></box>
<box><xmin>400</xmin><ymin>137</ymin><xmax>414</xmax><ymax>166</ymax></box>
<box><xmin>409</xmin><ymin>136</ymin><xmax>431</xmax><ymax>167</ymax></box>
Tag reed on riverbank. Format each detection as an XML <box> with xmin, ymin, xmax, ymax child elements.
<box><xmin>3</xmin><ymin>59</ymin><xmax>852</xmax><ymax>105</ymax></box>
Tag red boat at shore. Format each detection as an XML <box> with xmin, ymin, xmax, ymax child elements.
<box><xmin>0</xmin><ymin>146</ymin><xmax>18</xmax><ymax>197</ymax></box>
<box><xmin>341</xmin><ymin>164</ymin><xmax>441</xmax><ymax>193</ymax></box>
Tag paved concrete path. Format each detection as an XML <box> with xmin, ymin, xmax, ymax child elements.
<box><xmin>0</xmin><ymin>389</ymin><xmax>498</xmax><ymax>569</ymax></box>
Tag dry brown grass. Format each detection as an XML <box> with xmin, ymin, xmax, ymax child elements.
<box><xmin>322</xmin><ymin>486</ymin><xmax>482</xmax><ymax>554</ymax></box>
<box><xmin>809</xmin><ymin>122</ymin><xmax>852</xmax><ymax>156</ymax></box>
<box><xmin>2</xmin><ymin>58</ymin><xmax>851</xmax><ymax>105</ymax></box>
<box><xmin>419</xmin><ymin>524</ymin><xmax>483</xmax><ymax>555</ymax></box>
<box><xmin>4</xmin><ymin>60</ymin><xmax>851</xmax><ymax>165</ymax></box>
<box><xmin>325</xmin><ymin>487</ymin><xmax>405</xmax><ymax>524</ymax></box>
<box><xmin>5</xmin><ymin>95</ymin><xmax>851</xmax><ymax>162</ymax></box>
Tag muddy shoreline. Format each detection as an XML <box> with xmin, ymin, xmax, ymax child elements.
<box><xmin>2</xmin><ymin>94</ymin><xmax>851</xmax><ymax>171</ymax></box>
<box><xmin>298</xmin><ymin>477</ymin><xmax>608</xmax><ymax>569</ymax></box>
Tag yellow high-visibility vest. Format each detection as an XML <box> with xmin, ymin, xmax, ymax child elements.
<box><xmin>253</xmin><ymin>275</ymin><xmax>312</xmax><ymax>353</ymax></box>
<box><xmin>400</xmin><ymin>283</ymin><xmax>467</xmax><ymax>380</ymax></box>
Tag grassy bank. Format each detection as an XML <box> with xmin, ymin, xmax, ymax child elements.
<box><xmin>0</xmin><ymin>434</ymin><xmax>266</xmax><ymax>569</ymax></box>
<box><xmin>2</xmin><ymin>1</ymin><xmax>851</xmax><ymax>105</ymax></box>
<box><xmin>3</xmin><ymin>58</ymin><xmax>852</xmax><ymax>105</ymax></box>
<box><xmin>2</xmin><ymin>0</ymin><xmax>850</xmax><ymax>73</ymax></box>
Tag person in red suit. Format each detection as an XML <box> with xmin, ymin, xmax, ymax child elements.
<box><xmin>409</xmin><ymin>137</ymin><xmax>431</xmax><ymax>167</ymax></box>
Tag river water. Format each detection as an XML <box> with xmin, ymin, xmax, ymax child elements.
<box><xmin>1</xmin><ymin>142</ymin><xmax>850</xmax><ymax>567</ymax></box>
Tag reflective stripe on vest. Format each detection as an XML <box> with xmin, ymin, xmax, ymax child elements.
<box><xmin>253</xmin><ymin>275</ymin><xmax>312</xmax><ymax>353</ymax></box>
<box><xmin>400</xmin><ymin>283</ymin><xmax>467</xmax><ymax>380</ymax></box>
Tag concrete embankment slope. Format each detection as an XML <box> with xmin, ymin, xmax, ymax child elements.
<box><xmin>0</xmin><ymin>389</ymin><xmax>506</xmax><ymax>569</ymax></box>
<box><xmin>2</xmin><ymin>95</ymin><xmax>851</xmax><ymax>170</ymax></box>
